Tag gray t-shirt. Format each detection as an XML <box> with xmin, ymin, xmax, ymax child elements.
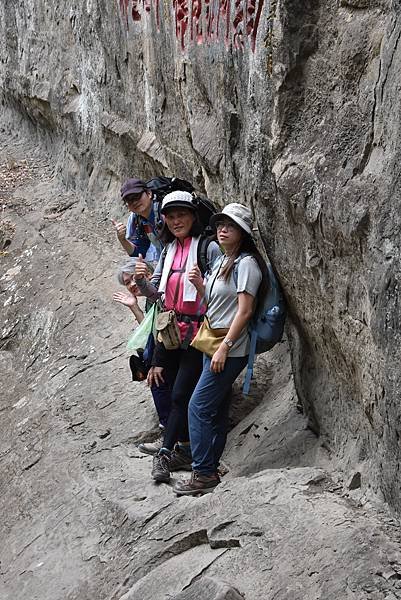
<box><xmin>205</xmin><ymin>254</ymin><xmax>262</xmax><ymax>357</ymax></box>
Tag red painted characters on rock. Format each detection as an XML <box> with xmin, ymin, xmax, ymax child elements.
<box><xmin>117</xmin><ymin>0</ymin><xmax>265</xmax><ymax>52</ymax></box>
<box><xmin>174</xmin><ymin>0</ymin><xmax>190</xmax><ymax>49</ymax></box>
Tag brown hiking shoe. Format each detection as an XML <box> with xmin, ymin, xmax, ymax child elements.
<box><xmin>151</xmin><ymin>452</ymin><xmax>171</xmax><ymax>483</ymax></box>
<box><xmin>173</xmin><ymin>471</ymin><xmax>220</xmax><ymax>496</ymax></box>
<box><xmin>168</xmin><ymin>448</ymin><xmax>193</xmax><ymax>472</ymax></box>
<box><xmin>138</xmin><ymin>435</ymin><xmax>164</xmax><ymax>456</ymax></box>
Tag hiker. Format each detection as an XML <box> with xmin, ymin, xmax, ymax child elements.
<box><xmin>112</xmin><ymin>178</ymin><xmax>163</xmax><ymax>264</ymax></box>
<box><xmin>114</xmin><ymin>258</ymin><xmax>147</xmax><ymax>325</ymax></box>
<box><xmin>173</xmin><ymin>203</ymin><xmax>268</xmax><ymax>496</ymax></box>
<box><xmin>134</xmin><ymin>190</ymin><xmax>221</xmax><ymax>483</ymax></box>
<box><xmin>114</xmin><ymin>258</ymin><xmax>173</xmax><ymax>437</ymax></box>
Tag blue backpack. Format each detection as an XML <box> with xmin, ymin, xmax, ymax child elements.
<box><xmin>234</xmin><ymin>255</ymin><xmax>286</xmax><ymax>395</ymax></box>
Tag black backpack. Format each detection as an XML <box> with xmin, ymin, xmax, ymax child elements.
<box><xmin>191</xmin><ymin>194</ymin><xmax>217</xmax><ymax>234</ymax></box>
<box><xmin>133</xmin><ymin>177</ymin><xmax>194</xmax><ymax>240</ymax></box>
<box><xmin>146</xmin><ymin>176</ymin><xmax>217</xmax><ymax>233</ymax></box>
<box><xmin>146</xmin><ymin>176</ymin><xmax>194</xmax><ymax>201</ymax></box>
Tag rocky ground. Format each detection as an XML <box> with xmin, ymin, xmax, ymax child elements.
<box><xmin>1</xmin><ymin>132</ymin><xmax>401</xmax><ymax>600</ymax></box>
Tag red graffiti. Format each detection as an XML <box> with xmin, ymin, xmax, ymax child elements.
<box><xmin>249</xmin><ymin>0</ymin><xmax>264</xmax><ymax>52</ymax></box>
<box><xmin>132</xmin><ymin>1</ymin><xmax>141</xmax><ymax>21</ymax></box>
<box><xmin>119</xmin><ymin>0</ymin><xmax>129</xmax><ymax>25</ymax></box>
<box><xmin>219</xmin><ymin>0</ymin><xmax>231</xmax><ymax>47</ymax></box>
<box><xmin>205</xmin><ymin>0</ymin><xmax>219</xmax><ymax>42</ymax></box>
<box><xmin>117</xmin><ymin>0</ymin><xmax>265</xmax><ymax>52</ymax></box>
<box><xmin>190</xmin><ymin>0</ymin><xmax>202</xmax><ymax>44</ymax></box>
<box><xmin>119</xmin><ymin>0</ymin><xmax>160</xmax><ymax>27</ymax></box>
<box><xmin>174</xmin><ymin>0</ymin><xmax>189</xmax><ymax>49</ymax></box>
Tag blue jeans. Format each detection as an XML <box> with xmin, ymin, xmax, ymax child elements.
<box><xmin>188</xmin><ymin>354</ymin><xmax>248</xmax><ymax>475</ymax></box>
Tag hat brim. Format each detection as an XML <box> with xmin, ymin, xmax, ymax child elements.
<box><xmin>129</xmin><ymin>354</ymin><xmax>148</xmax><ymax>381</ymax></box>
<box><xmin>160</xmin><ymin>201</ymin><xmax>196</xmax><ymax>215</ymax></box>
<box><xmin>122</xmin><ymin>188</ymin><xmax>148</xmax><ymax>199</ymax></box>
<box><xmin>210</xmin><ymin>212</ymin><xmax>253</xmax><ymax>236</ymax></box>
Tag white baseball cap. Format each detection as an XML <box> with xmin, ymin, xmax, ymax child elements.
<box><xmin>160</xmin><ymin>191</ymin><xmax>196</xmax><ymax>214</ymax></box>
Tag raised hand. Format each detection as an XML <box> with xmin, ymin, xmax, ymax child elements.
<box><xmin>113</xmin><ymin>291</ymin><xmax>138</xmax><ymax>308</ymax></box>
<box><xmin>111</xmin><ymin>218</ymin><xmax>127</xmax><ymax>242</ymax></box>
<box><xmin>188</xmin><ymin>263</ymin><xmax>202</xmax><ymax>284</ymax></box>
<box><xmin>188</xmin><ymin>263</ymin><xmax>205</xmax><ymax>295</ymax></box>
<box><xmin>134</xmin><ymin>254</ymin><xmax>149</xmax><ymax>280</ymax></box>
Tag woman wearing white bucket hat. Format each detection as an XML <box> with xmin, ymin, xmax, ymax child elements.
<box><xmin>134</xmin><ymin>190</ymin><xmax>222</xmax><ymax>483</ymax></box>
<box><xmin>174</xmin><ymin>202</ymin><xmax>269</xmax><ymax>496</ymax></box>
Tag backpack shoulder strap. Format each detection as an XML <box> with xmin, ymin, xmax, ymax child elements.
<box><xmin>243</xmin><ymin>329</ymin><xmax>258</xmax><ymax>396</ymax></box>
<box><xmin>159</xmin><ymin>244</ymin><xmax>168</xmax><ymax>269</ymax></box>
<box><xmin>232</xmin><ymin>252</ymin><xmax>259</xmax><ymax>396</ymax></box>
<box><xmin>153</xmin><ymin>197</ymin><xmax>161</xmax><ymax>223</ymax></box>
<box><xmin>134</xmin><ymin>212</ymin><xmax>146</xmax><ymax>239</ymax></box>
<box><xmin>197</xmin><ymin>236</ymin><xmax>211</xmax><ymax>276</ymax></box>
<box><xmin>232</xmin><ymin>252</ymin><xmax>252</xmax><ymax>287</ymax></box>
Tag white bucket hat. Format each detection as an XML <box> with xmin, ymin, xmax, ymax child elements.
<box><xmin>160</xmin><ymin>191</ymin><xmax>196</xmax><ymax>214</ymax></box>
<box><xmin>210</xmin><ymin>203</ymin><xmax>254</xmax><ymax>236</ymax></box>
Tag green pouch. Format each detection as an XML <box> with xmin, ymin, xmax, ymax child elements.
<box><xmin>127</xmin><ymin>302</ymin><xmax>159</xmax><ymax>354</ymax></box>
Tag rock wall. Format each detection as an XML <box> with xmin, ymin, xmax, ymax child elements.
<box><xmin>1</xmin><ymin>0</ymin><xmax>400</xmax><ymax>515</ymax></box>
<box><xmin>270</xmin><ymin>0</ymin><xmax>401</xmax><ymax>510</ymax></box>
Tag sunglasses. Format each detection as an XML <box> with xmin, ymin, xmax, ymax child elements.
<box><xmin>215</xmin><ymin>220</ymin><xmax>239</xmax><ymax>232</ymax></box>
<box><xmin>123</xmin><ymin>192</ymin><xmax>144</xmax><ymax>205</ymax></box>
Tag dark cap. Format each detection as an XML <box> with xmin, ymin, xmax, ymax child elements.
<box><xmin>129</xmin><ymin>354</ymin><xmax>148</xmax><ymax>382</ymax></box>
<box><xmin>120</xmin><ymin>178</ymin><xmax>148</xmax><ymax>199</ymax></box>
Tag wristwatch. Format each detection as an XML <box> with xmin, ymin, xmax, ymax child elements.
<box><xmin>224</xmin><ymin>338</ymin><xmax>234</xmax><ymax>349</ymax></box>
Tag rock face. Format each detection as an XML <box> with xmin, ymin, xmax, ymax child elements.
<box><xmin>1</xmin><ymin>1</ymin><xmax>401</xmax><ymax>599</ymax></box>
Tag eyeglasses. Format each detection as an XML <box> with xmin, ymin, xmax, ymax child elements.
<box><xmin>215</xmin><ymin>220</ymin><xmax>239</xmax><ymax>232</ymax></box>
<box><xmin>123</xmin><ymin>192</ymin><xmax>144</xmax><ymax>205</ymax></box>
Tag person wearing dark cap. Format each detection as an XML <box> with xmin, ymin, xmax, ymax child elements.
<box><xmin>112</xmin><ymin>178</ymin><xmax>163</xmax><ymax>262</ymax></box>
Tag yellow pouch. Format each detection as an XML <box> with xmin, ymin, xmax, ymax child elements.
<box><xmin>191</xmin><ymin>318</ymin><xmax>229</xmax><ymax>357</ymax></box>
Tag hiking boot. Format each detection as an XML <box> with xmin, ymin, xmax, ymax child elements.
<box><xmin>173</xmin><ymin>471</ymin><xmax>220</xmax><ymax>496</ymax></box>
<box><xmin>217</xmin><ymin>462</ymin><xmax>229</xmax><ymax>477</ymax></box>
<box><xmin>138</xmin><ymin>435</ymin><xmax>164</xmax><ymax>456</ymax></box>
<box><xmin>168</xmin><ymin>448</ymin><xmax>193</xmax><ymax>472</ymax></box>
<box><xmin>151</xmin><ymin>452</ymin><xmax>171</xmax><ymax>483</ymax></box>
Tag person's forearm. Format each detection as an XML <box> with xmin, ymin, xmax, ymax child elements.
<box><xmin>193</xmin><ymin>281</ymin><xmax>205</xmax><ymax>297</ymax></box>
<box><xmin>119</xmin><ymin>238</ymin><xmax>136</xmax><ymax>256</ymax></box>
<box><xmin>129</xmin><ymin>304</ymin><xmax>144</xmax><ymax>323</ymax></box>
<box><xmin>136</xmin><ymin>277</ymin><xmax>161</xmax><ymax>303</ymax></box>
<box><xmin>220</xmin><ymin>307</ymin><xmax>253</xmax><ymax>347</ymax></box>
<box><xmin>151</xmin><ymin>340</ymin><xmax>169</xmax><ymax>368</ymax></box>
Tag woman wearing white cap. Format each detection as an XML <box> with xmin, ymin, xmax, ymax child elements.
<box><xmin>134</xmin><ymin>191</ymin><xmax>221</xmax><ymax>483</ymax></box>
<box><xmin>174</xmin><ymin>203</ymin><xmax>268</xmax><ymax>496</ymax></box>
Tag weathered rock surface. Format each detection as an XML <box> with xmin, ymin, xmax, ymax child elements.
<box><xmin>1</xmin><ymin>0</ymin><xmax>400</xmax><ymax>511</ymax></box>
<box><xmin>1</xmin><ymin>0</ymin><xmax>401</xmax><ymax>598</ymax></box>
